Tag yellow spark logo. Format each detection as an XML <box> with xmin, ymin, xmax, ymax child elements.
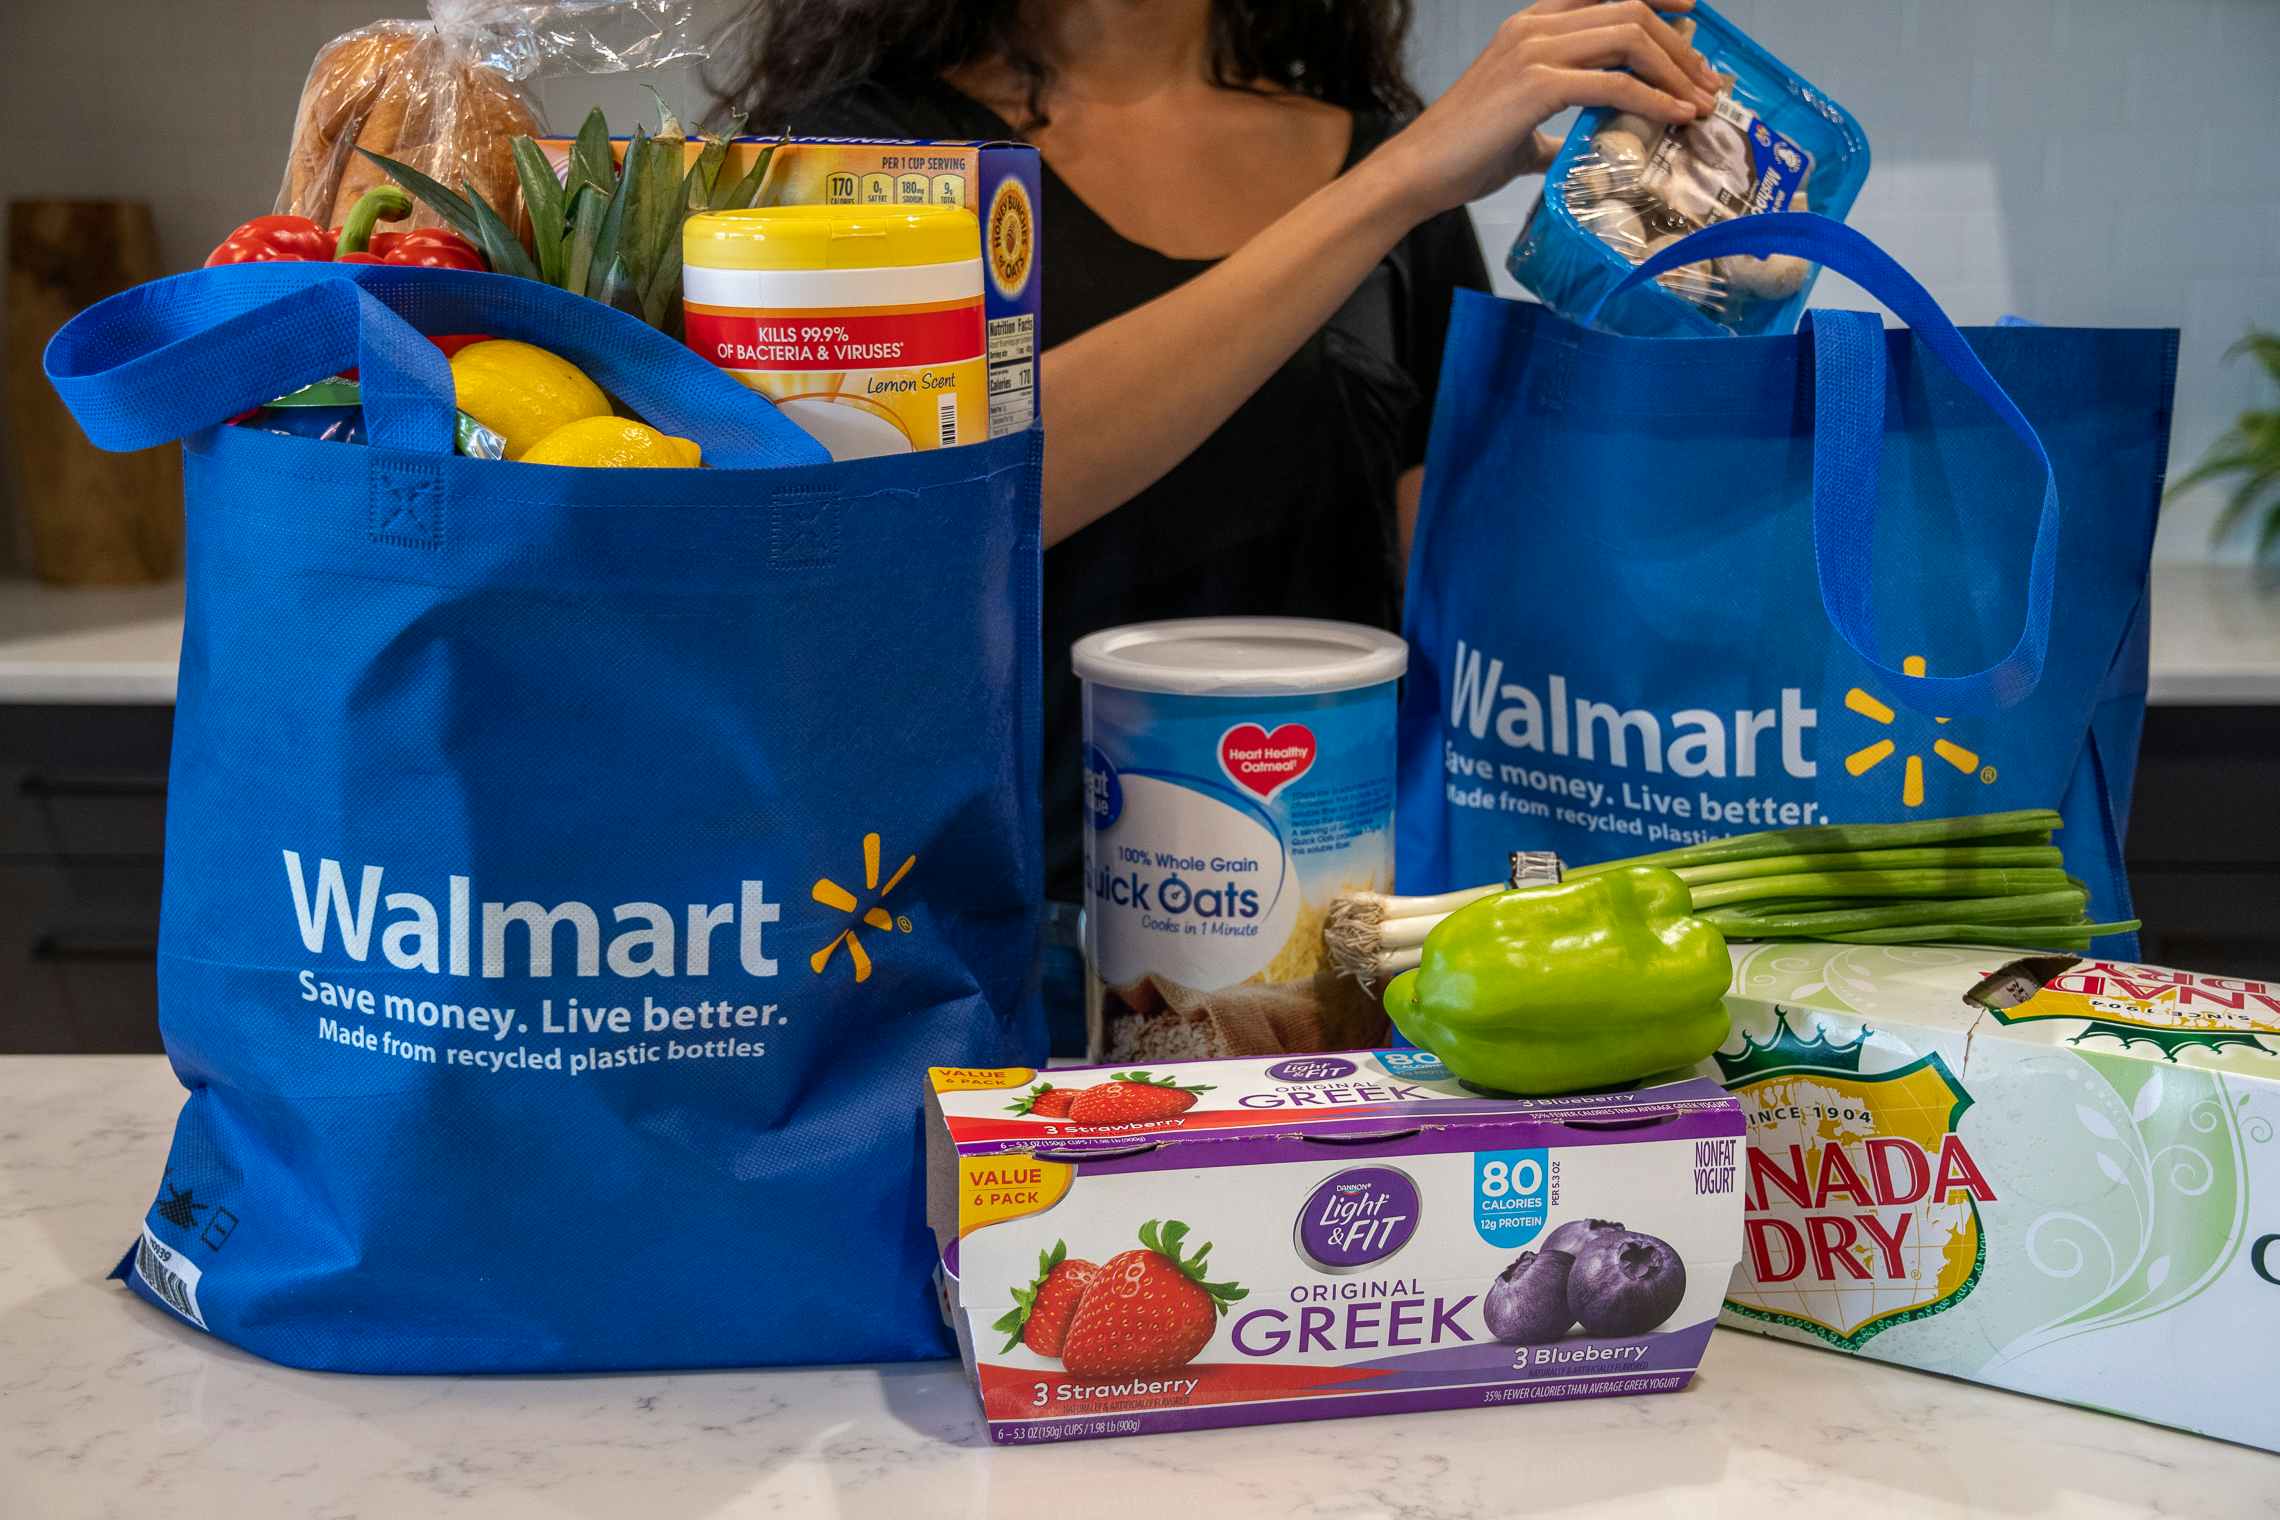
<box><xmin>809</xmin><ymin>831</ymin><xmax>915</xmax><ymax>982</ymax></box>
<box><xmin>1842</xmin><ymin>656</ymin><xmax>1998</xmax><ymax>808</ymax></box>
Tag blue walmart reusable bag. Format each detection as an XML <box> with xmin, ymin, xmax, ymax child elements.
<box><xmin>1399</xmin><ymin>216</ymin><xmax>2175</xmax><ymax>954</ymax></box>
<box><xmin>47</xmin><ymin>262</ymin><xmax>1045</xmax><ymax>1372</ymax></box>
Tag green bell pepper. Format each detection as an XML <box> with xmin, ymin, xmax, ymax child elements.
<box><xmin>1382</xmin><ymin>865</ymin><xmax>1731</xmax><ymax>1095</ymax></box>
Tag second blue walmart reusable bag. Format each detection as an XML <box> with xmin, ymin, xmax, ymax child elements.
<box><xmin>1399</xmin><ymin>216</ymin><xmax>2175</xmax><ymax>954</ymax></box>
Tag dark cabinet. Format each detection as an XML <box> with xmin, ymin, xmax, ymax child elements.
<box><xmin>2125</xmin><ymin>706</ymin><xmax>2280</xmax><ymax>979</ymax></box>
<box><xmin>1</xmin><ymin>705</ymin><xmax>170</xmax><ymax>1052</ymax></box>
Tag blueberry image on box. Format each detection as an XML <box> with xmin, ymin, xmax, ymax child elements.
<box><xmin>1568</xmin><ymin>1231</ymin><xmax>1687</xmax><ymax>1337</ymax></box>
<box><xmin>1482</xmin><ymin>1249</ymin><xmax>1575</xmax><ymax>1344</ymax></box>
<box><xmin>1541</xmin><ymin>1217</ymin><xmax>1627</xmax><ymax>1259</ymax></box>
<box><xmin>1486</xmin><ymin>1221</ymin><xmax>1689</xmax><ymax>1344</ymax></box>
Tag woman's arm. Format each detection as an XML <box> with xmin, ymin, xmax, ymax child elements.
<box><xmin>1038</xmin><ymin>0</ymin><xmax>1721</xmax><ymax>547</ymax></box>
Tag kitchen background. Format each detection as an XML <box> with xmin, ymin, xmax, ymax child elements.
<box><xmin>0</xmin><ymin>0</ymin><xmax>2273</xmax><ymax>1047</ymax></box>
<box><xmin>7</xmin><ymin>0</ymin><xmax>2276</xmax><ymax>565</ymax></box>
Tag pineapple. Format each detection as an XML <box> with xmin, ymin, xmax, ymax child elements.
<box><xmin>359</xmin><ymin>103</ymin><xmax>786</xmax><ymax>338</ymax></box>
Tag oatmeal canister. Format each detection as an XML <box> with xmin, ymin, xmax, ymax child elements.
<box><xmin>1073</xmin><ymin>619</ymin><xmax>1406</xmax><ymax>1059</ymax></box>
<box><xmin>684</xmin><ymin>204</ymin><xmax>986</xmax><ymax>460</ymax></box>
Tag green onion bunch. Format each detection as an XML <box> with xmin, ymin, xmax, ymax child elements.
<box><xmin>1569</xmin><ymin>809</ymin><xmax>2134</xmax><ymax>948</ymax></box>
<box><xmin>1324</xmin><ymin>810</ymin><xmax>2136</xmax><ymax>980</ymax></box>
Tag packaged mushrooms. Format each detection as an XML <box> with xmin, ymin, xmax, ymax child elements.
<box><xmin>1509</xmin><ymin>1</ymin><xmax>1869</xmax><ymax>338</ymax></box>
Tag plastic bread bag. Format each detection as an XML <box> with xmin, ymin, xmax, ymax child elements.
<box><xmin>1508</xmin><ymin>1</ymin><xmax>1868</xmax><ymax>338</ymax></box>
<box><xmin>276</xmin><ymin>0</ymin><xmax>707</xmax><ymax>232</ymax></box>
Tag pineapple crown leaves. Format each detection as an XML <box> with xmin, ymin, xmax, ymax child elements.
<box><xmin>1106</xmin><ymin>1070</ymin><xmax>1215</xmax><ymax>1096</ymax></box>
<box><xmin>989</xmin><ymin>1239</ymin><xmax>1071</xmax><ymax>1352</ymax></box>
<box><xmin>1006</xmin><ymin>1082</ymin><xmax>1058</xmax><ymax>1116</ymax></box>
<box><xmin>1136</xmin><ymin>1219</ymin><xmax>1247</xmax><ymax>1314</ymax></box>
<box><xmin>364</xmin><ymin>101</ymin><xmax>792</xmax><ymax>339</ymax></box>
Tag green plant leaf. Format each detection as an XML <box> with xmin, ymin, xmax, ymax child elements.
<box><xmin>585</xmin><ymin>124</ymin><xmax>643</xmax><ymax>299</ymax></box>
<box><xmin>677</xmin><ymin>156</ymin><xmax>714</xmax><ymax>227</ymax></box>
<box><xmin>641</xmin><ymin>235</ymin><xmax>684</xmax><ymax>335</ymax></box>
<box><xmin>2170</xmin><ymin>437</ymin><xmax>2256</xmax><ymax>497</ymax></box>
<box><xmin>564</xmin><ymin>186</ymin><xmax>606</xmax><ymax>299</ymax></box>
<box><xmin>2214</xmin><ymin>463</ymin><xmax>2280</xmax><ymax>536</ymax></box>
<box><xmin>700</xmin><ymin>111</ymin><xmax>749</xmax><ymax>204</ymax></box>
<box><xmin>689</xmin><ymin>134</ymin><xmax>730</xmax><ymax>212</ymax></box>
<box><xmin>2223</xmin><ymin>329</ymin><xmax>2280</xmax><ymax>382</ymax></box>
<box><xmin>511</xmin><ymin>136</ymin><xmax>567</xmax><ymax>287</ymax></box>
<box><xmin>623</xmin><ymin>123</ymin><xmax>687</xmax><ymax>302</ymax></box>
<box><xmin>644</xmin><ymin>83</ymin><xmax>684</xmax><ymax>140</ymax></box>
<box><xmin>355</xmin><ymin>148</ymin><xmax>482</xmax><ymax>244</ymax></box>
<box><xmin>594</xmin><ymin>255</ymin><xmax>644</xmax><ymax>319</ymax></box>
<box><xmin>567</xmin><ymin>106</ymin><xmax>616</xmax><ymax>205</ymax></box>
<box><xmin>610</xmin><ymin>127</ymin><xmax>658</xmax><ymax>296</ymax></box>
<box><xmin>2179</xmin><ymin>328</ymin><xmax>2280</xmax><ymax>565</ymax></box>
<box><xmin>2257</xmin><ymin>497</ymin><xmax>2280</xmax><ymax>566</ymax></box>
<box><xmin>719</xmin><ymin>129</ymin><xmax>788</xmax><ymax>211</ymax></box>
<box><xmin>461</xmin><ymin>179</ymin><xmax>540</xmax><ymax>282</ymax></box>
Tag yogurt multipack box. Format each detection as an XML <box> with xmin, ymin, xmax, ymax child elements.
<box><xmin>924</xmin><ymin>1051</ymin><xmax>1744</xmax><ymax>1443</ymax></box>
<box><xmin>1703</xmin><ymin>944</ymin><xmax>2280</xmax><ymax>1451</ymax></box>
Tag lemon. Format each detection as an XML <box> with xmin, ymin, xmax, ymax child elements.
<box><xmin>449</xmin><ymin>340</ymin><xmax>611</xmax><ymax>460</ymax></box>
<box><xmin>521</xmin><ymin>417</ymin><xmax>704</xmax><ymax>469</ymax></box>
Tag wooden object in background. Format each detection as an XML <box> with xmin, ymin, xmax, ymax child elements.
<box><xmin>5</xmin><ymin>200</ymin><xmax>181</xmax><ymax>584</ymax></box>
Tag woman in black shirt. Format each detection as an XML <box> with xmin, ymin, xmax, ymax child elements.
<box><xmin>718</xmin><ymin>0</ymin><xmax>1720</xmax><ymax>1019</ymax></box>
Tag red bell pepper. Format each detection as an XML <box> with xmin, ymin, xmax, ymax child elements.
<box><xmin>209</xmin><ymin>188</ymin><xmax>490</xmax><ymax>403</ymax></box>
<box><xmin>356</xmin><ymin>230</ymin><xmax>487</xmax><ymax>270</ymax></box>
<box><xmin>204</xmin><ymin>214</ymin><xmax>336</xmax><ymax>266</ymax></box>
<box><xmin>203</xmin><ymin>187</ymin><xmax>486</xmax><ymax>271</ymax></box>
<box><xmin>333</xmin><ymin>187</ymin><xmax>485</xmax><ymax>270</ymax></box>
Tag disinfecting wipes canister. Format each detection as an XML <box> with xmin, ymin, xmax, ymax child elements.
<box><xmin>1072</xmin><ymin>619</ymin><xmax>1406</xmax><ymax>1058</ymax></box>
<box><xmin>684</xmin><ymin>204</ymin><xmax>986</xmax><ymax>460</ymax></box>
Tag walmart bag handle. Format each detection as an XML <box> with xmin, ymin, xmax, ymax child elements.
<box><xmin>1597</xmin><ymin>212</ymin><xmax>2059</xmax><ymax>718</ymax></box>
<box><xmin>46</xmin><ymin>263</ymin><xmax>828</xmax><ymax>471</ymax></box>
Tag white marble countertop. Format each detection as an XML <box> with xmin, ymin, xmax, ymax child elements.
<box><xmin>4</xmin><ymin>1057</ymin><xmax>2274</xmax><ymax>1520</ymax></box>
<box><xmin>0</xmin><ymin>562</ymin><xmax>2274</xmax><ymax>706</ymax></box>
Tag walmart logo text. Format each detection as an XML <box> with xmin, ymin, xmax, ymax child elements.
<box><xmin>1448</xmin><ymin>640</ymin><xmax>1818</xmax><ymax>780</ymax></box>
<box><xmin>284</xmin><ymin>851</ymin><xmax>783</xmax><ymax>980</ymax></box>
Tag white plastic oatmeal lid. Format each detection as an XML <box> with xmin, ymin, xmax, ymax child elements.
<box><xmin>1070</xmin><ymin>618</ymin><xmax>1407</xmax><ymax>697</ymax></box>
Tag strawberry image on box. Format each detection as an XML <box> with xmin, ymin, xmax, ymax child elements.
<box><xmin>925</xmin><ymin>1051</ymin><xmax>1745</xmax><ymax>1443</ymax></box>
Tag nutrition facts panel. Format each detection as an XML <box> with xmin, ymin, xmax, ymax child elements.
<box><xmin>989</xmin><ymin>314</ymin><xmax>1036</xmax><ymax>433</ymax></box>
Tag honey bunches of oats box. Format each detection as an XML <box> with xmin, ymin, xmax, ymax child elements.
<box><xmin>1701</xmin><ymin>943</ymin><xmax>2280</xmax><ymax>1451</ymax></box>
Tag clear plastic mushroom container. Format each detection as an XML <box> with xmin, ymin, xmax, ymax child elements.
<box><xmin>1509</xmin><ymin>1</ymin><xmax>1870</xmax><ymax>338</ymax></box>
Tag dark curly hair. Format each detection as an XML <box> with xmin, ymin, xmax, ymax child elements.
<box><xmin>712</xmin><ymin>0</ymin><xmax>1421</xmax><ymax>132</ymax></box>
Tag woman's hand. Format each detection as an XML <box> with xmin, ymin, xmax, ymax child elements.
<box><xmin>1370</xmin><ymin>0</ymin><xmax>1723</xmax><ymax>219</ymax></box>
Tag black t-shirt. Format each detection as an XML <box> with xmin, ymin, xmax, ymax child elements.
<box><xmin>788</xmin><ymin>80</ymin><xmax>1490</xmax><ymax>902</ymax></box>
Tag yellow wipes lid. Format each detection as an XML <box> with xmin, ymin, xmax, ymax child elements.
<box><xmin>685</xmin><ymin>204</ymin><xmax>982</xmax><ymax>272</ymax></box>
